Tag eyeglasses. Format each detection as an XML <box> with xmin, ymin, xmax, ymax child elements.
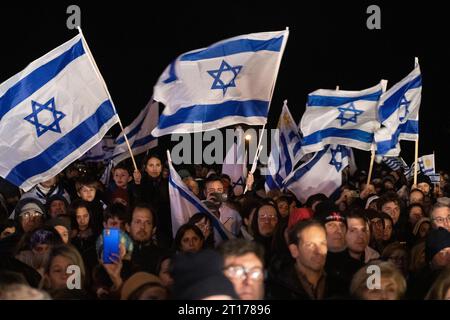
<box><xmin>19</xmin><ymin>211</ymin><xmax>43</xmax><ymax>219</ymax></box>
<box><xmin>432</xmin><ymin>215</ymin><xmax>450</xmax><ymax>224</ymax></box>
<box><xmin>258</xmin><ymin>214</ymin><xmax>277</xmax><ymax>220</ymax></box>
<box><xmin>224</xmin><ymin>265</ymin><xmax>264</xmax><ymax>281</ymax></box>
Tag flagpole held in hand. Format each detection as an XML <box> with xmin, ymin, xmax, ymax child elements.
<box><xmin>77</xmin><ymin>27</ymin><xmax>138</xmax><ymax>173</ymax></box>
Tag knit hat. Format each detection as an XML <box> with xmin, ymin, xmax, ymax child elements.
<box><xmin>314</xmin><ymin>201</ymin><xmax>345</xmax><ymax>225</ymax></box>
<box><xmin>120</xmin><ymin>272</ymin><xmax>162</xmax><ymax>300</ymax></box>
<box><xmin>425</xmin><ymin>227</ymin><xmax>450</xmax><ymax>262</ymax></box>
<box><xmin>417</xmin><ymin>174</ymin><xmax>433</xmax><ymax>190</ymax></box>
<box><xmin>172</xmin><ymin>250</ymin><xmax>238</xmax><ymax>300</ymax></box>
<box><xmin>20</xmin><ymin>202</ymin><xmax>44</xmax><ymax>216</ymax></box>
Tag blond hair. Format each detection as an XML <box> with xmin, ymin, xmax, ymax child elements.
<box><xmin>350</xmin><ymin>260</ymin><xmax>406</xmax><ymax>299</ymax></box>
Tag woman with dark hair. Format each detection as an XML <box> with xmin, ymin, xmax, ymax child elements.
<box><xmin>133</xmin><ymin>154</ymin><xmax>172</xmax><ymax>248</ymax></box>
<box><xmin>69</xmin><ymin>199</ymin><xmax>97</xmax><ymax>254</ymax></box>
<box><xmin>173</xmin><ymin>224</ymin><xmax>205</xmax><ymax>254</ymax></box>
<box><xmin>251</xmin><ymin>199</ymin><xmax>282</xmax><ymax>264</ymax></box>
<box><xmin>187</xmin><ymin>212</ymin><xmax>214</xmax><ymax>248</ymax></box>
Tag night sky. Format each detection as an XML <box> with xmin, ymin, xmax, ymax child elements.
<box><xmin>1</xmin><ymin>2</ymin><xmax>449</xmax><ymax>171</ymax></box>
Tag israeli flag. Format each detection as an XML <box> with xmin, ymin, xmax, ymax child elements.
<box><xmin>375</xmin><ymin>58</ymin><xmax>422</xmax><ymax>156</ymax></box>
<box><xmin>222</xmin><ymin>140</ymin><xmax>247</xmax><ymax>197</ymax></box>
<box><xmin>300</xmin><ymin>81</ymin><xmax>385</xmax><ymax>154</ymax></box>
<box><xmin>112</xmin><ymin>99</ymin><xmax>159</xmax><ymax>164</ymax></box>
<box><xmin>151</xmin><ymin>30</ymin><xmax>289</xmax><ymax>136</ymax></box>
<box><xmin>0</xmin><ymin>33</ymin><xmax>119</xmax><ymax>191</ymax></box>
<box><xmin>265</xmin><ymin>101</ymin><xmax>302</xmax><ymax>192</ymax></box>
<box><xmin>80</xmin><ymin>135</ymin><xmax>116</xmax><ymax>163</ymax></box>
<box><xmin>283</xmin><ymin>144</ymin><xmax>350</xmax><ymax>204</ymax></box>
<box><xmin>167</xmin><ymin>151</ymin><xmax>233</xmax><ymax>244</ymax></box>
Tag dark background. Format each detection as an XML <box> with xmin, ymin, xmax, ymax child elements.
<box><xmin>1</xmin><ymin>1</ymin><xmax>449</xmax><ymax>171</ymax></box>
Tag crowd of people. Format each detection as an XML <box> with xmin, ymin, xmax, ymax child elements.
<box><xmin>1</xmin><ymin>152</ymin><xmax>450</xmax><ymax>300</ymax></box>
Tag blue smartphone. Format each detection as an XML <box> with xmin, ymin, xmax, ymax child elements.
<box><xmin>103</xmin><ymin>228</ymin><xmax>120</xmax><ymax>264</ymax></box>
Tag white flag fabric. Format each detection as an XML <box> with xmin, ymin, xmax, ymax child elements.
<box><xmin>0</xmin><ymin>33</ymin><xmax>119</xmax><ymax>191</ymax></box>
<box><xmin>80</xmin><ymin>135</ymin><xmax>115</xmax><ymax>163</ymax></box>
<box><xmin>300</xmin><ymin>82</ymin><xmax>385</xmax><ymax>154</ymax></box>
<box><xmin>222</xmin><ymin>141</ymin><xmax>246</xmax><ymax>196</ymax></box>
<box><xmin>112</xmin><ymin>99</ymin><xmax>159</xmax><ymax>164</ymax></box>
<box><xmin>375</xmin><ymin>58</ymin><xmax>422</xmax><ymax>156</ymax></box>
<box><xmin>265</xmin><ymin>101</ymin><xmax>302</xmax><ymax>191</ymax></box>
<box><xmin>283</xmin><ymin>144</ymin><xmax>350</xmax><ymax>203</ymax></box>
<box><xmin>419</xmin><ymin>154</ymin><xmax>435</xmax><ymax>175</ymax></box>
<box><xmin>151</xmin><ymin>30</ymin><xmax>289</xmax><ymax>136</ymax></box>
<box><xmin>168</xmin><ymin>152</ymin><xmax>233</xmax><ymax>243</ymax></box>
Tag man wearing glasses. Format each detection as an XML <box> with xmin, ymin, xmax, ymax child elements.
<box><xmin>430</xmin><ymin>202</ymin><xmax>450</xmax><ymax>232</ymax></box>
<box><xmin>218</xmin><ymin>239</ymin><xmax>265</xmax><ymax>300</ymax></box>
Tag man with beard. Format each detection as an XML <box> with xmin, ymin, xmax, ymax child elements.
<box><xmin>126</xmin><ymin>203</ymin><xmax>168</xmax><ymax>274</ymax></box>
<box><xmin>266</xmin><ymin>220</ymin><xmax>330</xmax><ymax>299</ymax></box>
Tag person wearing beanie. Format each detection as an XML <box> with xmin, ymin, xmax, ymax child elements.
<box><xmin>171</xmin><ymin>249</ymin><xmax>238</xmax><ymax>300</ymax></box>
<box><xmin>314</xmin><ymin>201</ymin><xmax>346</xmax><ymax>253</ymax></box>
<box><xmin>120</xmin><ymin>272</ymin><xmax>168</xmax><ymax>300</ymax></box>
<box><xmin>409</xmin><ymin>227</ymin><xmax>450</xmax><ymax>299</ymax></box>
<box><xmin>416</xmin><ymin>174</ymin><xmax>433</xmax><ymax>196</ymax></box>
<box><xmin>46</xmin><ymin>194</ymin><xmax>69</xmax><ymax>219</ymax></box>
<box><xmin>14</xmin><ymin>198</ymin><xmax>47</xmax><ymax>234</ymax></box>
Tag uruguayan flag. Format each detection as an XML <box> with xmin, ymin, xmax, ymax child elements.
<box><xmin>0</xmin><ymin>33</ymin><xmax>119</xmax><ymax>191</ymax></box>
<box><xmin>265</xmin><ymin>101</ymin><xmax>302</xmax><ymax>192</ymax></box>
<box><xmin>404</xmin><ymin>154</ymin><xmax>435</xmax><ymax>180</ymax></box>
<box><xmin>375</xmin><ymin>58</ymin><xmax>422</xmax><ymax>156</ymax></box>
<box><xmin>112</xmin><ymin>99</ymin><xmax>159</xmax><ymax>164</ymax></box>
<box><xmin>419</xmin><ymin>153</ymin><xmax>435</xmax><ymax>175</ymax></box>
<box><xmin>167</xmin><ymin>151</ymin><xmax>233</xmax><ymax>244</ymax></box>
<box><xmin>300</xmin><ymin>81</ymin><xmax>385</xmax><ymax>154</ymax></box>
<box><xmin>283</xmin><ymin>144</ymin><xmax>350</xmax><ymax>204</ymax></box>
<box><xmin>151</xmin><ymin>30</ymin><xmax>289</xmax><ymax>136</ymax></box>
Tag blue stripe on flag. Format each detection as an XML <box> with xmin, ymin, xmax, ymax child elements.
<box><xmin>131</xmin><ymin>135</ymin><xmax>157</xmax><ymax>148</ymax></box>
<box><xmin>265</xmin><ymin>174</ymin><xmax>280</xmax><ymax>191</ymax></box>
<box><xmin>0</xmin><ymin>39</ymin><xmax>85</xmax><ymax>120</ymax></box>
<box><xmin>168</xmin><ymin>176</ymin><xmax>228</xmax><ymax>240</ymax></box>
<box><xmin>5</xmin><ymin>100</ymin><xmax>116</xmax><ymax>186</ymax></box>
<box><xmin>307</xmin><ymin>90</ymin><xmax>382</xmax><ymax>107</ymax></box>
<box><xmin>280</xmin><ymin>134</ymin><xmax>292</xmax><ymax>174</ymax></box>
<box><xmin>284</xmin><ymin>146</ymin><xmax>329</xmax><ymax>186</ymax></box>
<box><xmin>115</xmin><ymin>115</ymin><xmax>147</xmax><ymax>145</ymax></box>
<box><xmin>302</xmin><ymin>128</ymin><xmax>374</xmax><ymax>146</ymax></box>
<box><xmin>399</xmin><ymin>120</ymin><xmax>418</xmax><ymax>134</ymax></box>
<box><xmin>379</xmin><ymin>75</ymin><xmax>422</xmax><ymax>122</ymax></box>
<box><xmin>158</xmin><ymin>100</ymin><xmax>269</xmax><ymax>129</ymax></box>
<box><xmin>180</xmin><ymin>36</ymin><xmax>284</xmax><ymax>62</ymax></box>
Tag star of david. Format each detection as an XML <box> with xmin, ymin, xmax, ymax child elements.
<box><xmin>207</xmin><ymin>60</ymin><xmax>242</xmax><ymax>96</ymax></box>
<box><xmin>336</xmin><ymin>102</ymin><xmax>364</xmax><ymax>126</ymax></box>
<box><xmin>398</xmin><ymin>95</ymin><xmax>411</xmax><ymax>122</ymax></box>
<box><xmin>24</xmin><ymin>98</ymin><xmax>66</xmax><ymax>137</ymax></box>
<box><xmin>329</xmin><ymin>145</ymin><xmax>348</xmax><ymax>172</ymax></box>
